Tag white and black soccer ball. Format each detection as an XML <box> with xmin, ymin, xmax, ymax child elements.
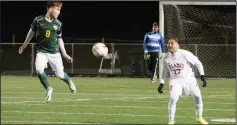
<box><xmin>92</xmin><ymin>42</ymin><xmax>108</xmax><ymax>57</ymax></box>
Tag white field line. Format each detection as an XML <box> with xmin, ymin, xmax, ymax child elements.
<box><xmin>1</xmin><ymin>96</ymin><xmax>235</xmax><ymax>105</ymax></box>
<box><xmin>1</xmin><ymin>103</ymin><xmax>235</xmax><ymax>112</ymax></box>
<box><xmin>1</xmin><ymin>110</ymin><xmax>231</xmax><ymax>119</ymax></box>
<box><xmin>1</xmin><ymin>85</ymin><xmax>235</xmax><ymax>92</ymax></box>
<box><xmin>1</xmin><ymin>96</ymin><xmax>167</xmax><ymax>100</ymax></box>
<box><xmin>1</xmin><ymin>87</ymin><xmax>235</xmax><ymax>93</ymax></box>
<box><xmin>1</xmin><ymin>94</ymin><xmax>235</xmax><ymax>100</ymax></box>
<box><xmin>210</xmin><ymin>118</ymin><xmax>236</xmax><ymax>123</ymax></box>
<box><xmin>1</xmin><ymin>92</ymin><xmax>235</xmax><ymax>99</ymax></box>
<box><xmin>2</xmin><ymin>118</ymin><xmax>236</xmax><ymax>124</ymax></box>
<box><xmin>2</xmin><ymin>86</ymin><xmax>23</xmax><ymax>89</ymax></box>
<box><xmin>2</xmin><ymin>92</ymin><xmax>160</xmax><ymax>96</ymax></box>
<box><xmin>1</xmin><ymin>120</ymin><xmax>101</xmax><ymax>124</ymax></box>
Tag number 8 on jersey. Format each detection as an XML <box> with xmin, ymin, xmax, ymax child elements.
<box><xmin>45</xmin><ymin>30</ymin><xmax>51</xmax><ymax>38</ymax></box>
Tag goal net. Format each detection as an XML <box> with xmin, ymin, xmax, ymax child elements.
<box><xmin>159</xmin><ymin>1</ymin><xmax>236</xmax><ymax>78</ymax></box>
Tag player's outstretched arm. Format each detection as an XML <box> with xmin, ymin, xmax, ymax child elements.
<box><xmin>195</xmin><ymin>58</ymin><xmax>207</xmax><ymax>87</ymax></box>
<box><xmin>158</xmin><ymin>55</ymin><xmax>169</xmax><ymax>93</ymax></box>
<box><xmin>143</xmin><ymin>33</ymin><xmax>150</xmax><ymax>60</ymax></box>
<box><xmin>184</xmin><ymin>50</ymin><xmax>207</xmax><ymax>87</ymax></box>
<box><xmin>143</xmin><ymin>33</ymin><xmax>148</xmax><ymax>53</ymax></box>
<box><xmin>57</xmin><ymin>24</ymin><xmax>73</xmax><ymax>63</ymax></box>
<box><xmin>58</xmin><ymin>38</ymin><xmax>73</xmax><ymax>63</ymax></box>
<box><xmin>19</xmin><ymin>29</ymin><xmax>35</xmax><ymax>54</ymax></box>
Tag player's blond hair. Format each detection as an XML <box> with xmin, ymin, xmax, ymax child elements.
<box><xmin>47</xmin><ymin>1</ymin><xmax>63</xmax><ymax>9</ymax></box>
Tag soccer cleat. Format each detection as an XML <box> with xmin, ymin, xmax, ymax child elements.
<box><xmin>151</xmin><ymin>80</ymin><xmax>156</xmax><ymax>83</ymax></box>
<box><xmin>68</xmin><ymin>82</ymin><xmax>76</xmax><ymax>93</ymax></box>
<box><xmin>168</xmin><ymin>121</ymin><xmax>175</xmax><ymax>124</ymax></box>
<box><xmin>45</xmin><ymin>87</ymin><xmax>53</xmax><ymax>103</ymax></box>
<box><xmin>197</xmin><ymin>118</ymin><xmax>208</xmax><ymax>124</ymax></box>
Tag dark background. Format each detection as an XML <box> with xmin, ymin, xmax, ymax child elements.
<box><xmin>1</xmin><ymin>1</ymin><xmax>160</xmax><ymax>43</ymax></box>
<box><xmin>0</xmin><ymin>1</ymin><xmax>235</xmax><ymax>78</ymax></box>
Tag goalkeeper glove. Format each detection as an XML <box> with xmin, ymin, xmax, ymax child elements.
<box><xmin>200</xmin><ymin>75</ymin><xmax>207</xmax><ymax>87</ymax></box>
<box><xmin>144</xmin><ymin>52</ymin><xmax>150</xmax><ymax>60</ymax></box>
<box><xmin>160</xmin><ymin>52</ymin><xmax>166</xmax><ymax>59</ymax></box>
<box><xmin>157</xmin><ymin>83</ymin><xmax>164</xmax><ymax>94</ymax></box>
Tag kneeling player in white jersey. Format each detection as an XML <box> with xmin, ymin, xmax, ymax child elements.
<box><xmin>157</xmin><ymin>37</ymin><xmax>208</xmax><ymax>124</ymax></box>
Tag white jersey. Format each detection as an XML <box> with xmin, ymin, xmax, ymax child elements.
<box><xmin>159</xmin><ymin>49</ymin><xmax>204</xmax><ymax>80</ymax></box>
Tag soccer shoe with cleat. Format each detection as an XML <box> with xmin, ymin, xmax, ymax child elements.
<box><xmin>168</xmin><ymin>121</ymin><xmax>175</xmax><ymax>124</ymax></box>
<box><xmin>197</xmin><ymin>118</ymin><xmax>208</xmax><ymax>124</ymax></box>
<box><xmin>45</xmin><ymin>87</ymin><xmax>53</xmax><ymax>103</ymax></box>
<box><xmin>151</xmin><ymin>80</ymin><xmax>156</xmax><ymax>83</ymax></box>
<box><xmin>68</xmin><ymin>82</ymin><xmax>76</xmax><ymax>93</ymax></box>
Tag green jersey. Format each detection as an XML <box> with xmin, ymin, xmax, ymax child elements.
<box><xmin>31</xmin><ymin>15</ymin><xmax>62</xmax><ymax>53</ymax></box>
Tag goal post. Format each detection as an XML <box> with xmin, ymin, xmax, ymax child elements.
<box><xmin>159</xmin><ymin>1</ymin><xmax>236</xmax><ymax>78</ymax></box>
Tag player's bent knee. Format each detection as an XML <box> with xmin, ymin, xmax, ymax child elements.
<box><xmin>55</xmin><ymin>70</ymin><xmax>64</xmax><ymax>79</ymax></box>
<box><xmin>36</xmin><ymin>68</ymin><xmax>44</xmax><ymax>74</ymax></box>
<box><xmin>193</xmin><ymin>94</ymin><xmax>202</xmax><ymax>101</ymax></box>
<box><xmin>192</xmin><ymin>91</ymin><xmax>202</xmax><ymax>99</ymax></box>
<box><xmin>169</xmin><ymin>96</ymin><xmax>179</xmax><ymax>104</ymax></box>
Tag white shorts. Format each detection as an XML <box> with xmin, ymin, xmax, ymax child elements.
<box><xmin>169</xmin><ymin>77</ymin><xmax>201</xmax><ymax>98</ymax></box>
<box><xmin>35</xmin><ymin>52</ymin><xmax>64</xmax><ymax>72</ymax></box>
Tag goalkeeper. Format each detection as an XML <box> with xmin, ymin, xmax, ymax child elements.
<box><xmin>143</xmin><ymin>22</ymin><xmax>165</xmax><ymax>83</ymax></box>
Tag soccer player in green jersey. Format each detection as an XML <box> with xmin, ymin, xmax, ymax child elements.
<box><xmin>18</xmin><ymin>1</ymin><xmax>76</xmax><ymax>103</ymax></box>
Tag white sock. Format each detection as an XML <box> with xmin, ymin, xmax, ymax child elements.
<box><xmin>168</xmin><ymin>98</ymin><xmax>178</xmax><ymax>122</ymax></box>
<box><xmin>160</xmin><ymin>79</ymin><xmax>164</xmax><ymax>84</ymax></box>
<box><xmin>194</xmin><ymin>95</ymin><xmax>203</xmax><ymax>119</ymax></box>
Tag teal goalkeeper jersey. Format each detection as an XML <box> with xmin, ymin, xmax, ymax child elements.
<box><xmin>31</xmin><ymin>15</ymin><xmax>62</xmax><ymax>53</ymax></box>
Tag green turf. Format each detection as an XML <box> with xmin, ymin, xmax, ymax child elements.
<box><xmin>1</xmin><ymin>76</ymin><xmax>236</xmax><ymax>124</ymax></box>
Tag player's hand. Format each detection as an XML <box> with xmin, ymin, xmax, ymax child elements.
<box><xmin>144</xmin><ymin>52</ymin><xmax>150</xmax><ymax>60</ymax></box>
<box><xmin>200</xmin><ymin>75</ymin><xmax>207</xmax><ymax>87</ymax></box>
<box><xmin>160</xmin><ymin>53</ymin><xmax>165</xmax><ymax>59</ymax></box>
<box><xmin>158</xmin><ymin>83</ymin><xmax>164</xmax><ymax>94</ymax></box>
<box><xmin>18</xmin><ymin>45</ymin><xmax>25</xmax><ymax>54</ymax></box>
<box><xmin>64</xmin><ymin>54</ymin><xmax>73</xmax><ymax>63</ymax></box>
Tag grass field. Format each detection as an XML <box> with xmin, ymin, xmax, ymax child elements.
<box><xmin>1</xmin><ymin>76</ymin><xmax>236</xmax><ymax>124</ymax></box>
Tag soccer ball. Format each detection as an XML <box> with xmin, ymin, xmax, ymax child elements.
<box><xmin>92</xmin><ymin>42</ymin><xmax>108</xmax><ymax>57</ymax></box>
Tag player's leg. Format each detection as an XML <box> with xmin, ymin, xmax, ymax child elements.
<box><xmin>35</xmin><ymin>52</ymin><xmax>53</xmax><ymax>102</ymax></box>
<box><xmin>146</xmin><ymin>52</ymin><xmax>152</xmax><ymax>73</ymax></box>
<box><xmin>150</xmin><ymin>52</ymin><xmax>159</xmax><ymax>83</ymax></box>
<box><xmin>189</xmin><ymin>78</ymin><xmax>208</xmax><ymax>124</ymax></box>
<box><xmin>168</xmin><ymin>79</ymin><xmax>182</xmax><ymax>124</ymax></box>
<box><xmin>35</xmin><ymin>52</ymin><xmax>50</xmax><ymax>89</ymax></box>
<box><xmin>55</xmin><ymin>69</ymin><xmax>76</xmax><ymax>93</ymax></box>
<box><xmin>48</xmin><ymin>53</ymin><xmax>76</xmax><ymax>93</ymax></box>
